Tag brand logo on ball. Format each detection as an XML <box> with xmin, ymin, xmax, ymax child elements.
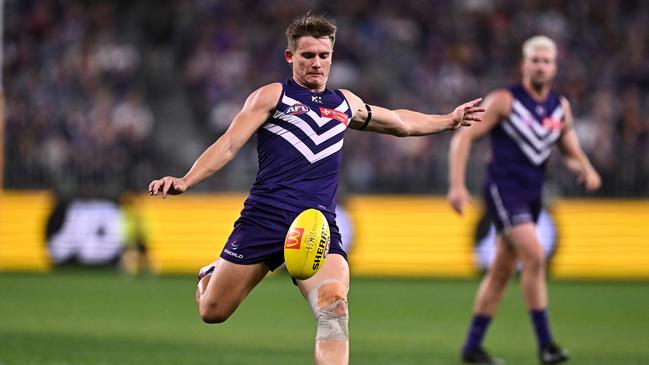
<box><xmin>304</xmin><ymin>230</ymin><xmax>317</xmax><ymax>250</ymax></box>
<box><xmin>285</xmin><ymin>227</ymin><xmax>304</xmax><ymax>249</ymax></box>
<box><xmin>312</xmin><ymin>225</ymin><xmax>330</xmax><ymax>270</ymax></box>
<box><xmin>324</xmin><ymin>236</ymin><xmax>330</xmax><ymax>259</ymax></box>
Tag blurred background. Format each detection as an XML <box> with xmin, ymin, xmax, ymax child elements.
<box><xmin>1</xmin><ymin>1</ymin><xmax>649</xmax><ymax>364</ymax></box>
<box><xmin>3</xmin><ymin>0</ymin><xmax>649</xmax><ymax>196</ymax></box>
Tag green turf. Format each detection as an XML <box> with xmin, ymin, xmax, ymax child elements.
<box><xmin>0</xmin><ymin>271</ymin><xmax>647</xmax><ymax>365</ymax></box>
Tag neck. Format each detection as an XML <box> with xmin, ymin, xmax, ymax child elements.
<box><xmin>293</xmin><ymin>76</ymin><xmax>325</xmax><ymax>93</ymax></box>
<box><xmin>522</xmin><ymin>79</ymin><xmax>551</xmax><ymax>102</ymax></box>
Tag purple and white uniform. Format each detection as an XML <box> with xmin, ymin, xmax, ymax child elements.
<box><xmin>484</xmin><ymin>84</ymin><xmax>565</xmax><ymax>233</ymax></box>
<box><xmin>220</xmin><ymin>79</ymin><xmax>352</xmax><ymax>270</ymax></box>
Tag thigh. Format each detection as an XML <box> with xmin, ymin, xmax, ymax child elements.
<box><xmin>296</xmin><ymin>253</ymin><xmax>350</xmax><ymax>300</ymax></box>
<box><xmin>503</xmin><ymin>223</ymin><xmax>544</xmax><ymax>262</ymax></box>
<box><xmin>202</xmin><ymin>258</ymin><xmax>269</xmax><ymax>311</ymax></box>
<box><xmin>491</xmin><ymin>235</ymin><xmax>518</xmax><ymax>277</ymax></box>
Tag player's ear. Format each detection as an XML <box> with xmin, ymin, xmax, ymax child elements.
<box><xmin>285</xmin><ymin>49</ymin><xmax>294</xmax><ymax>64</ymax></box>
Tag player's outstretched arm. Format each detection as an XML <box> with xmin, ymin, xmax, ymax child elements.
<box><xmin>558</xmin><ymin>98</ymin><xmax>601</xmax><ymax>192</ymax></box>
<box><xmin>447</xmin><ymin>89</ymin><xmax>510</xmax><ymax>214</ymax></box>
<box><xmin>148</xmin><ymin>83</ymin><xmax>281</xmax><ymax>198</ymax></box>
<box><xmin>340</xmin><ymin>89</ymin><xmax>484</xmax><ymax>136</ymax></box>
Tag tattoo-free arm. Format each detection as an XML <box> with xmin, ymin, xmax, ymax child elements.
<box><xmin>447</xmin><ymin>89</ymin><xmax>511</xmax><ymax>214</ymax></box>
<box><xmin>148</xmin><ymin>83</ymin><xmax>281</xmax><ymax>197</ymax></box>
<box><xmin>558</xmin><ymin>97</ymin><xmax>601</xmax><ymax>192</ymax></box>
<box><xmin>339</xmin><ymin>89</ymin><xmax>484</xmax><ymax>136</ymax></box>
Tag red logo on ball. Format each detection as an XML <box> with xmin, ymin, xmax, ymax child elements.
<box><xmin>285</xmin><ymin>228</ymin><xmax>304</xmax><ymax>249</ymax></box>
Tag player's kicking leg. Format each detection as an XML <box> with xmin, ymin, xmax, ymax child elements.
<box><xmin>297</xmin><ymin>253</ymin><xmax>350</xmax><ymax>365</ymax></box>
<box><xmin>506</xmin><ymin>223</ymin><xmax>569</xmax><ymax>364</ymax></box>
<box><xmin>461</xmin><ymin>235</ymin><xmax>516</xmax><ymax>364</ymax></box>
<box><xmin>196</xmin><ymin>258</ymin><xmax>269</xmax><ymax>323</ymax></box>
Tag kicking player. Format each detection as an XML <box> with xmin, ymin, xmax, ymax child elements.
<box><xmin>149</xmin><ymin>14</ymin><xmax>483</xmax><ymax>365</ymax></box>
<box><xmin>447</xmin><ymin>36</ymin><xmax>601</xmax><ymax>364</ymax></box>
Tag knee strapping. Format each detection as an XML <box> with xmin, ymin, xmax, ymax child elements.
<box><xmin>308</xmin><ymin>279</ymin><xmax>349</xmax><ymax>341</ymax></box>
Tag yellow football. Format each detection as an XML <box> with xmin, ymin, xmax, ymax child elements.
<box><xmin>284</xmin><ymin>208</ymin><xmax>330</xmax><ymax>280</ymax></box>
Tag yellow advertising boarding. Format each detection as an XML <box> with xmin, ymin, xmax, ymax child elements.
<box><xmin>1</xmin><ymin>192</ymin><xmax>648</xmax><ymax>279</ymax></box>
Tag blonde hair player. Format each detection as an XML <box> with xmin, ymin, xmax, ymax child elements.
<box><xmin>448</xmin><ymin>35</ymin><xmax>601</xmax><ymax>364</ymax></box>
<box><xmin>149</xmin><ymin>14</ymin><xmax>483</xmax><ymax>364</ymax></box>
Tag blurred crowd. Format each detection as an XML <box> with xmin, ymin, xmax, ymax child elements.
<box><xmin>3</xmin><ymin>0</ymin><xmax>153</xmax><ymax>197</ymax></box>
<box><xmin>3</xmin><ymin>0</ymin><xmax>649</xmax><ymax>197</ymax></box>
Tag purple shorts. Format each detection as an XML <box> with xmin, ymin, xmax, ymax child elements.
<box><xmin>483</xmin><ymin>182</ymin><xmax>541</xmax><ymax>233</ymax></box>
<box><xmin>219</xmin><ymin>199</ymin><xmax>346</xmax><ymax>270</ymax></box>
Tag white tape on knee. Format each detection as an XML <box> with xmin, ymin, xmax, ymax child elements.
<box><xmin>308</xmin><ymin>279</ymin><xmax>349</xmax><ymax>341</ymax></box>
<box><xmin>314</xmin><ymin>298</ymin><xmax>349</xmax><ymax>341</ymax></box>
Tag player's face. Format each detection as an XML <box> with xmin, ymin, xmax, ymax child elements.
<box><xmin>522</xmin><ymin>48</ymin><xmax>557</xmax><ymax>89</ymax></box>
<box><xmin>285</xmin><ymin>36</ymin><xmax>333</xmax><ymax>91</ymax></box>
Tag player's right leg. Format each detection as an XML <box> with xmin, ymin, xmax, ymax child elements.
<box><xmin>505</xmin><ymin>223</ymin><xmax>547</xmax><ymax>308</ymax></box>
<box><xmin>297</xmin><ymin>253</ymin><xmax>350</xmax><ymax>365</ymax></box>
<box><xmin>474</xmin><ymin>236</ymin><xmax>518</xmax><ymax>315</ymax></box>
<box><xmin>461</xmin><ymin>236</ymin><xmax>516</xmax><ymax>364</ymax></box>
<box><xmin>195</xmin><ymin>258</ymin><xmax>269</xmax><ymax>323</ymax></box>
<box><xmin>505</xmin><ymin>223</ymin><xmax>569</xmax><ymax>364</ymax></box>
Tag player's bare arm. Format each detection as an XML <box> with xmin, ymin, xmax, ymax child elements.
<box><xmin>148</xmin><ymin>83</ymin><xmax>282</xmax><ymax>197</ymax></box>
<box><xmin>339</xmin><ymin>89</ymin><xmax>484</xmax><ymax>136</ymax></box>
<box><xmin>557</xmin><ymin>97</ymin><xmax>601</xmax><ymax>192</ymax></box>
<box><xmin>447</xmin><ymin>89</ymin><xmax>511</xmax><ymax>214</ymax></box>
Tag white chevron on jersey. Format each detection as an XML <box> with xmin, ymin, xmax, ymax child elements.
<box><xmin>511</xmin><ymin>100</ymin><xmax>564</xmax><ymax>137</ymax></box>
<box><xmin>501</xmin><ymin>123</ymin><xmax>553</xmax><ymax>165</ymax></box>
<box><xmin>508</xmin><ymin>112</ymin><xmax>562</xmax><ymax>151</ymax></box>
<box><xmin>502</xmin><ymin>99</ymin><xmax>564</xmax><ymax>166</ymax></box>
<box><xmin>550</xmin><ymin>103</ymin><xmax>564</xmax><ymax>121</ymax></box>
<box><xmin>264</xmin><ymin>122</ymin><xmax>344</xmax><ymax>163</ymax></box>
<box><xmin>281</xmin><ymin>94</ymin><xmax>350</xmax><ymax>127</ymax></box>
<box><xmin>273</xmin><ymin>110</ymin><xmax>347</xmax><ymax>145</ymax></box>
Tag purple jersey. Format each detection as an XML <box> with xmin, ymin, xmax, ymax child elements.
<box><xmin>216</xmin><ymin>79</ymin><xmax>350</xmax><ymax>268</ymax></box>
<box><xmin>485</xmin><ymin>84</ymin><xmax>565</xmax><ymax>199</ymax></box>
<box><xmin>248</xmin><ymin>79</ymin><xmax>352</xmax><ymax>214</ymax></box>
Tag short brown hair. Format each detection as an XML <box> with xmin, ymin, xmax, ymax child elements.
<box><xmin>285</xmin><ymin>13</ymin><xmax>337</xmax><ymax>51</ymax></box>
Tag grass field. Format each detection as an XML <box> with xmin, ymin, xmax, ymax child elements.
<box><xmin>0</xmin><ymin>271</ymin><xmax>648</xmax><ymax>365</ymax></box>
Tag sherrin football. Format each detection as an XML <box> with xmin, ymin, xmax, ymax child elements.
<box><xmin>284</xmin><ymin>208</ymin><xmax>330</xmax><ymax>280</ymax></box>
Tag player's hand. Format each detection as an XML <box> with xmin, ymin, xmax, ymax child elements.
<box><xmin>447</xmin><ymin>185</ymin><xmax>473</xmax><ymax>215</ymax></box>
<box><xmin>581</xmin><ymin>168</ymin><xmax>601</xmax><ymax>192</ymax></box>
<box><xmin>148</xmin><ymin>176</ymin><xmax>189</xmax><ymax>198</ymax></box>
<box><xmin>451</xmin><ymin>98</ymin><xmax>485</xmax><ymax>128</ymax></box>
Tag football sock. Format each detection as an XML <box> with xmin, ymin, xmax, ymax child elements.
<box><xmin>530</xmin><ymin>309</ymin><xmax>553</xmax><ymax>348</ymax></box>
<box><xmin>462</xmin><ymin>314</ymin><xmax>492</xmax><ymax>353</ymax></box>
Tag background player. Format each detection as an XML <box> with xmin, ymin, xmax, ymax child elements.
<box><xmin>447</xmin><ymin>36</ymin><xmax>601</xmax><ymax>364</ymax></box>
<box><xmin>149</xmin><ymin>14</ymin><xmax>483</xmax><ymax>365</ymax></box>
